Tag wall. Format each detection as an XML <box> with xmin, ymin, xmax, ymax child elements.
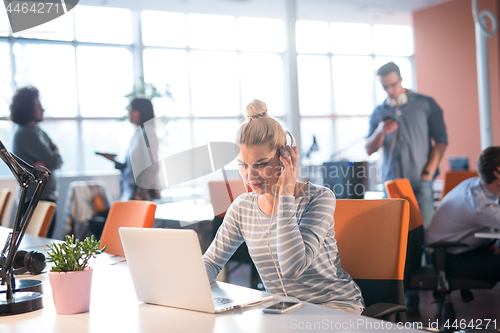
<box><xmin>413</xmin><ymin>0</ymin><xmax>500</xmax><ymax>175</ymax></box>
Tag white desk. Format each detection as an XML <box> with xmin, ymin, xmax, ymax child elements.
<box><xmin>155</xmin><ymin>201</ymin><xmax>214</xmax><ymax>227</ymax></box>
<box><xmin>0</xmin><ymin>228</ymin><xmax>421</xmax><ymax>333</ymax></box>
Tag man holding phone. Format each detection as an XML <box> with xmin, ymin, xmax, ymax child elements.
<box><xmin>366</xmin><ymin>62</ymin><xmax>448</xmax><ymax>230</ymax></box>
<box><xmin>365</xmin><ymin>62</ymin><xmax>448</xmax><ymax>314</ymax></box>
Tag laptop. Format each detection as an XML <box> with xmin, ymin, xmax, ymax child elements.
<box><xmin>119</xmin><ymin>227</ymin><xmax>274</xmax><ymax>313</ymax></box>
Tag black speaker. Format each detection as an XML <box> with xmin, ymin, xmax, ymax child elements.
<box><xmin>322</xmin><ymin>161</ymin><xmax>368</xmax><ymax>199</ymax></box>
<box><xmin>12</xmin><ymin>250</ymin><xmax>46</xmax><ymax>275</ymax></box>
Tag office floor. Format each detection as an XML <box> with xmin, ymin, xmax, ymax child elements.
<box><xmin>406</xmin><ymin>285</ymin><xmax>500</xmax><ymax>329</ymax></box>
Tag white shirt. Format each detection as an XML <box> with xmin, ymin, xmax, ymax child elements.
<box><xmin>428</xmin><ymin>177</ymin><xmax>500</xmax><ymax>254</ymax></box>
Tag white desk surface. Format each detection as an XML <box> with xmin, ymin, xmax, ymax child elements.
<box><xmin>155</xmin><ymin>201</ymin><xmax>214</xmax><ymax>226</ymax></box>
<box><xmin>475</xmin><ymin>232</ymin><xmax>500</xmax><ymax>239</ymax></box>
<box><xmin>0</xmin><ymin>228</ymin><xmax>420</xmax><ymax>333</ymax></box>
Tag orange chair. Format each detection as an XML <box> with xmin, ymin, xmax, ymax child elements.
<box><xmin>26</xmin><ymin>201</ymin><xmax>57</xmax><ymax>237</ymax></box>
<box><xmin>99</xmin><ymin>201</ymin><xmax>156</xmax><ymax>257</ymax></box>
<box><xmin>334</xmin><ymin>199</ymin><xmax>409</xmax><ymax>322</ymax></box>
<box><xmin>207</xmin><ymin>179</ymin><xmax>249</xmax><ymax>218</ymax></box>
<box><xmin>441</xmin><ymin>170</ymin><xmax>478</xmax><ymax>199</ymax></box>
<box><xmin>0</xmin><ymin>188</ymin><xmax>12</xmax><ymax>227</ymax></box>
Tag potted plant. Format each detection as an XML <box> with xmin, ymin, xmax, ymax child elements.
<box><xmin>45</xmin><ymin>235</ymin><xmax>107</xmax><ymax>315</ymax></box>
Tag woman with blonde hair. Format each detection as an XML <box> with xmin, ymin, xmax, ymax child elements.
<box><xmin>203</xmin><ymin>99</ymin><xmax>364</xmax><ymax>314</ymax></box>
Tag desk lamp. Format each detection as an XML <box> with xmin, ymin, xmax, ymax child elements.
<box><xmin>0</xmin><ymin>140</ymin><xmax>49</xmax><ymax>315</ymax></box>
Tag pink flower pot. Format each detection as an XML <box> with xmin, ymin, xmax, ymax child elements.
<box><xmin>48</xmin><ymin>268</ymin><xmax>93</xmax><ymax>315</ymax></box>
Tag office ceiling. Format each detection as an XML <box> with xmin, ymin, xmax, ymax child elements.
<box><xmin>80</xmin><ymin>0</ymin><xmax>454</xmax><ymax>24</ymax></box>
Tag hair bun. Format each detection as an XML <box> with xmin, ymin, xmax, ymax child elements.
<box><xmin>246</xmin><ymin>99</ymin><xmax>268</xmax><ymax>121</ymax></box>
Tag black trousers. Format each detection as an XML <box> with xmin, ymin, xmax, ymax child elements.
<box><xmin>447</xmin><ymin>247</ymin><xmax>500</xmax><ymax>283</ymax></box>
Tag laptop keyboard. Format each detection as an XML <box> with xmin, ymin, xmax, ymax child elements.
<box><xmin>213</xmin><ymin>297</ymin><xmax>234</xmax><ymax>307</ymax></box>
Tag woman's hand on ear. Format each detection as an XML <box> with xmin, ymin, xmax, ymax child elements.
<box><xmin>278</xmin><ymin>145</ymin><xmax>298</xmax><ymax>196</ymax></box>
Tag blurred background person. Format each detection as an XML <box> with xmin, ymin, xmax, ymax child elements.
<box><xmin>10</xmin><ymin>86</ymin><xmax>63</xmax><ymax>238</ymax></box>
<box><xmin>97</xmin><ymin>98</ymin><xmax>160</xmax><ymax>201</ymax></box>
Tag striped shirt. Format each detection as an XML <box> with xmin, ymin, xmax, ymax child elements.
<box><xmin>203</xmin><ymin>183</ymin><xmax>364</xmax><ymax>308</ymax></box>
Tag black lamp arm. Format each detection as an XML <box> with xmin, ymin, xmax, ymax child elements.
<box><xmin>0</xmin><ymin>140</ymin><xmax>50</xmax><ymax>300</ymax></box>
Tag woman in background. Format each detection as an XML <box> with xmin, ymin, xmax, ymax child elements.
<box><xmin>10</xmin><ymin>86</ymin><xmax>63</xmax><ymax>238</ymax></box>
<box><xmin>99</xmin><ymin>98</ymin><xmax>160</xmax><ymax>201</ymax></box>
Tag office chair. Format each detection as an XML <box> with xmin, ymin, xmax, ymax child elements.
<box><xmin>63</xmin><ymin>180</ymin><xmax>114</xmax><ymax>240</ymax></box>
<box><xmin>385</xmin><ymin>178</ymin><xmax>497</xmax><ymax>330</ymax></box>
<box><xmin>441</xmin><ymin>171</ymin><xmax>478</xmax><ymax>199</ymax></box>
<box><xmin>99</xmin><ymin>200</ymin><xmax>156</xmax><ymax>257</ymax></box>
<box><xmin>0</xmin><ymin>188</ymin><xmax>12</xmax><ymax>227</ymax></box>
<box><xmin>384</xmin><ymin>179</ymin><xmax>429</xmax><ymax>292</ymax></box>
<box><xmin>207</xmin><ymin>179</ymin><xmax>260</xmax><ymax>288</ymax></box>
<box><xmin>334</xmin><ymin>199</ymin><xmax>409</xmax><ymax>323</ymax></box>
<box><xmin>25</xmin><ymin>200</ymin><xmax>56</xmax><ymax>237</ymax></box>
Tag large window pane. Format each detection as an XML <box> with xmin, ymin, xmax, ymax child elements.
<box><xmin>141</xmin><ymin>11</ymin><xmax>187</xmax><ymax>48</ymax></box>
<box><xmin>0</xmin><ymin>121</ymin><xmax>15</xmax><ymax>177</ymax></box>
<box><xmin>75</xmin><ymin>6</ymin><xmax>132</xmax><ymax>45</ymax></box>
<box><xmin>81</xmin><ymin>120</ymin><xmax>134</xmax><ymax>173</ymax></box>
<box><xmin>13</xmin><ymin>10</ymin><xmax>74</xmax><ymax>41</ymax></box>
<box><xmin>331</xmin><ymin>23</ymin><xmax>372</xmax><ymax>55</ymax></box>
<box><xmin>238</xmin><ymin>17</ymin><xmax>284</xmax><ymax>52</ymax></box>
<box><xmin>192</xmin><ymin>119</ymin><xmax>240</xmax><ymax>169</ymax></box>
<box><xmin>240</xmin><ymin>52</ymin><xmax>284</xmax><ymax>115</ymax></box>
<box><xmin>0</xmin><ymin>42</ymin><xmax>11</xmax><ymax>117</ymax></box>
<box><xmin>0</xmin><ymin>7</ymin><xmax>10</xmax><ymax>36</ymax></box>
<box><xmin>190</xmin><ymin>51</ymin><xmax>239</xmax><ymax>117</ymax></box>
<box><xmin>14</xmin><ymin>43</ymin><xmax>77</xmax><ymax>117</ymax></box>
<box><xmin>373</xmin><ymin>25</ymin><xmax>413</xmax><ymax>56</ymax></box>
<box><xmin>297</xmin><ymin>55</ymin><xmax>331</xmax><ymax>116</ymax></box>
<box><xmin>188</xmin><ymin>14</ymin><xmax>237</xmax><ymax>51</ymax></box>
<box><xmin>77</xmin><ymin>46</ymin><xmax>133</xmax><ymax>117</ymax></box>
<box><xmin>374</xmin><ymin>57</ymin><xmax>412</xmax><ymax>105</ymax></box>
<box><xmin>333</xmin><ymin>117</ymin><xmax>370</xmax><ymax>161</ymax></box>
<box><xmin>300</xmin><ymin>118</ymin><xmax>334</xmax><ymax>166</ymax></box>
<box><xmin>296</xmin><ymin>20</ymin><xmax>329</xmax><ymax>54</ymax></box>
<box><xmin>143</xmin><ymin>49</ymin><xmax>190</xmax><ymax>117</ymax></box>
<box><xmin>39</xmin><ymin>120</ymin><xmax>78</xmax><ymax>174</ymax></box>
<box><xmin>331</xmin><ymin>56</ymin><xmax>374</xmax><ymax>116</ymax></box>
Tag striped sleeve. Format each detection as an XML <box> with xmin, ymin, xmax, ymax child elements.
<box><xmin>276</xmin><ymin>190</ymin><xmax>335</xmax><ymax>279</ymax></box>
<box><xmin>202</xmin><ymin>200</ymin><xmax>245</xmax><ymax>283</ymax></box>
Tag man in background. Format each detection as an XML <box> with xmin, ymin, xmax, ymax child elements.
<box><xmin>365</xmin><ymin>61</ymin><xmax>448</xmax><ymax>229</ymax></box>
<box><xmin>428</xmin><ymin>146</ymin><xmax>500</xmax><ymax>283</ymax></box>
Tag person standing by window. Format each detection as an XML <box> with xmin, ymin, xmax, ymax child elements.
<box><xmin>10</xmin><ymin>86</ymin><xmax>63</xmax><ymax>238</ymax></box>
<box><xmin>98</xmin><ymin>98</ymin><xmax>160</xmax><ymax>201</ymax></box>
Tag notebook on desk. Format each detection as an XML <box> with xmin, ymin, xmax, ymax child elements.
<box><xmin>119</xmin><ymin>227</ymin><xmax>273</xmax><ymax>313</ymax></box>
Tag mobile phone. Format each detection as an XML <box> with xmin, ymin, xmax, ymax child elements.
<box><xmin>382</xmin><ymin>115</ymin><xmax>396</xmax><ymax>122</ymax></box>
<box><xmin>262</xmin><ymin>301</ymin><xmax>302</xmax><ymax>314</ymax></box>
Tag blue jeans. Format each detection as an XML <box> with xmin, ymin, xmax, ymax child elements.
<box><xmin>410</xmin><ymin>179</ymin><xmax>434</xmax><ymax>231</ymax></box>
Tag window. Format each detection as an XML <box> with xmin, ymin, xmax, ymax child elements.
<box><xmin>141</xmin><ymin>11</ymin><xmax>187</xmax><ymax>48</ymax></box>
<box><xmin>189</xmin><ymin>51</ymin><xmax>240</xmax><ymax>117</ymax></box>
<box><xmin>0</xmin><ymin>42</ymin><xmax>11</xmax><ymax>117</ymax></box>
<box><xmin>238</xmin><ymin>17</ymin><xmax>285</xmax><ymax>52</ymax></box>
<box><xmin>75</xmin><ymin>6</ymin><xmax>132</xmax><ymax>44</ymax></box>
<box><xmin>296</xmin><ymin>21</ymin><xmax>329</xmax><ymax>54</ymax></box>
<box><xmin>187</xmin><ymin>14</ymin><xmax>237</xmax><ymax>51</ymax></box>
<box><xmin>297</xmin><ymin>20</ymin><xmax>414</xmax><ymax>163</ymax></box>
<box><xmin>0</xmin><ymin>6</ymin><xmax>414</xmax><ymax>182</ymax></box>
<box><xmin>14</xmin><ymin>43</ymin><xmax>77</xmax><ymax>117</ymax></box>
<box><xmin>76</xmin><ymin>46</ymin><xmax>133</xmax><ymax>117</ymax></box>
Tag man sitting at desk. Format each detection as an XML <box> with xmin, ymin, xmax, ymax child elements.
<box><xmin>427</xmin><ymin>146</ymin><xmax>500</xmax><ymax>283</ymax></box>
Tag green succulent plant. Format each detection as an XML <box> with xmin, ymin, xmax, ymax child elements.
<box><xmin>45</xmin><ymin>235</ymin><xmax>107</xmax><ymax>272</ymax></box>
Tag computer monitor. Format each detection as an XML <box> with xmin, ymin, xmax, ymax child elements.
<box><xmin>449</xmin><ymin>156</ymin><xmax>469</xmax><ymax>170</ymax></box>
